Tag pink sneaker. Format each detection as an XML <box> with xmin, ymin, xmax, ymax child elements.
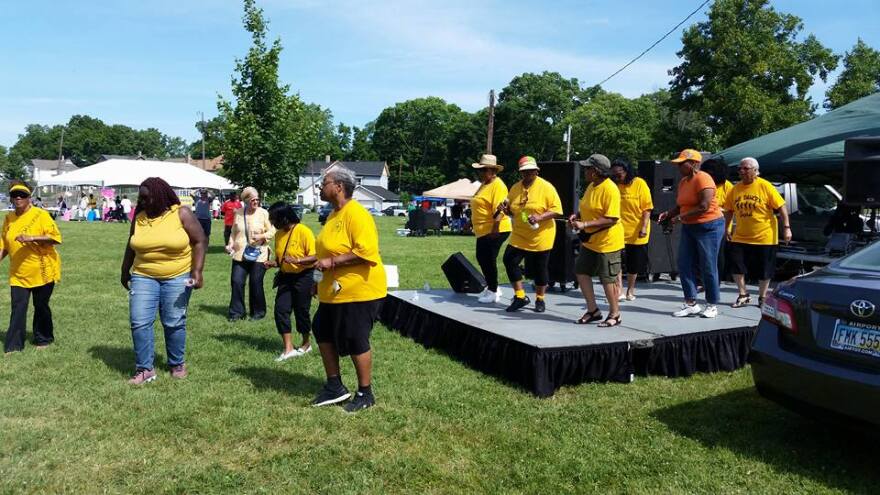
<box><xmin>170</xmin><ymin>364</ymin><xmax>188</xmax><ymax>379</ymax></box>
<box><xmin>129</xmin><ymin>368</ymin><xmax>157</xmax><ymax>385</ymax></box>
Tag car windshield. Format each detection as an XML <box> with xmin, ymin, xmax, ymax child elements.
<box><xmin>837</xmin><ymin>240</ymin><xmax>880</xmax><ymax>272</ymax></box>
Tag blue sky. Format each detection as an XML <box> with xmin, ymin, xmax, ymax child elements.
<box><xmin>1</xmin><ymin>0</ymin><xmax>878</xmax><ymax>148</ymax></box>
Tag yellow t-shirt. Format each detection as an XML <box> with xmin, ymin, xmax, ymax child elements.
<box><xmin>507</xmin><ymin>177</ymin><xmax>563</xmax><ymax>252</ymax></box>
<box><xmin>275</xmin><ymin>223</ymin><xmax>316</xmax><ymax>274</ymax></box>
<box><xmin>716</xmin><ymin>180</ymin><xmax>734</xmax><ymax>234</ymax></box>
<box><xmin>471</xmin><ymin>178</ymin><xmax>512</xmax><ymax>238</ymax></box>
<box><xmin>316</xmin><ymin>200</ymin><xmax>387</xmax><ymax>303</ymax></box>
<box><xmin>2</xmin><ymin>207</ymin><xmax>62</xmax><ymax>288</ymax></box>
<box><xmin>130</xmin><ymin>205</ymin><xmax>193</xmax><ymax>279</ymax></box>
<box><xmin>617</xmin><ymin>177</ymin><xmax>653</xmax><ymax>246</ymax></box>
<box><xmin>724</xmin><ymin>178</ymin><xmax>786</xmax><ymax>245</ymax></box>
<box><xmin>579</xmin><ymin>178</ymin><xmax>625</xmax><ymax>254</ymax></box>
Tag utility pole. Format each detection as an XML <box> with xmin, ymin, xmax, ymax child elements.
<box><xmin>486</xmin><ymin>90</ymin><xmax>495</xmax><ymax>154</ymax></box>
<box><xmin>199</xmin><ymin>111</ymin><xmax>206</xmax><ymax>167</ymax></box>
<box><xmin>565</xmin><ymin>124</ymin><xmax>572</xmax><ymax>161</ymax></box>
<box><xmin>56</xmin><ymin>127</ymin><xmax>65</xmax><ymax>175</ymax></box>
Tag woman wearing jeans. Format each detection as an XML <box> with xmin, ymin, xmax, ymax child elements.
<box><xmin>658</xmin><ymin>149</ymin><xmax>725</xmax><ymax>319</ymax></box>
<box><xmin>121</xmin><ymin>178</ymin><xmax>206</xmax><ymax>384</ymax></box>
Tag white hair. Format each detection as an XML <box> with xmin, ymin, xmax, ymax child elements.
<box><xmin>325</xmin><ymin>166</ymin><xmax>357</xmax><ymax>198</ymax></box>
<box><xmin>741</xmin><ymin>157</ymin><xmax>760</xmax><ymax>174</ymax></box>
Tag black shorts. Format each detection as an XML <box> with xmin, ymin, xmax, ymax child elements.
<box><xmin>727</xmin><ymin>242</ymin><xmax>777</xmax><ymax>280</ymax></box>
<box><xmin>623</xmin><ymin>244</ymin><xmax>648</xmax><ymax>275</ymax></box>
<box><xmin>312</xmin><ymin>298</ymin><xmax>384</xmax><ymax>356</ymax></box>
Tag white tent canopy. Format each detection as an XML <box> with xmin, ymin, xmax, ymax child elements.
<box><xmin>38</xmin><ymin>159</ymin><xmax>236</xmax><ymax>190</ymax></box>
<box><xmin>422</xmin><ymin>178</ymin><xmax>481</xmax><ymax>200</ymax></box>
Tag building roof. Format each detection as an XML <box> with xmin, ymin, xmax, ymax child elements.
<box><xmin>98</xmin><ymin>154</ymin><xmax>149</xmax><ymax>162</ymax></box>
<box><xmin>304</xmin><ymin>160</ymin><xmax>387</xmax><ymax>177</ymax></box>
<box><xmin>359</xmin><ymin>185</ymin><xmax>400</xmax><ymax>201</ymax></box>
<box><xmin>30</xmin><ymin>158</ymin><xmax>78</xmax><ymax>173</ymax></box>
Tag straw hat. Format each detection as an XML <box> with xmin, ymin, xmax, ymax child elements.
<box><xmin>471</xmin><ymin>154</ymin><xmax>504</xmax><ymax>172</ymax></box>
<box><xmin>517</xmin><ymin>156</ymin><xmax>539</xmax><ymax>171</ymax></box>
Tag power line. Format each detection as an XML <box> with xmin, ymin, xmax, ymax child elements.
<box><xmin>595</xmin><ymin>0</ymin><xmax>712</xmax><ymax>87</ymax></box>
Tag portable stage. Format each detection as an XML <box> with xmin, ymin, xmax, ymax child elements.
<box><xmin>380</xmin><ymin>282</ymin><xmax>760</xmax><ymax>397</ymax></box>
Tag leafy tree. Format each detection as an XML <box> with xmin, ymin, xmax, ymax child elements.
<box><xmin>218</xmin><ymin>0</ymin><xmax>325</xmax><ymax>199</ymax></box>
<box><xmin>446</xmin><ymin>109</ymin><xmax>487</xmax><ymax>181</ymax></box>
<box><xmin>348</xmin><ymin>123</ymin><xmax>378</xmax><ymax>161</ymax></box>
<box><xmin>825</xmin><ymin>39</ymin><xmax>880</xmax><ymax>110</ymax></box>
<box><xmin>668</xmin><ymin>0</ymin><xmax>838</xmax><ymax>147</ymax></box>
<box><xmin>189</xmin><ymin>115</ymin><xmax>226</xmax><ymax>158</ymax></box>
<box><xmin>0</xmin><ymin>145</ymin><xmax>28</xmax><ymax>180</ymax></box>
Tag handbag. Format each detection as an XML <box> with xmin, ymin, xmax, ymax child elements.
<box><xmin>271</xmin><ymin>229</ymin><xmax>294</xmax><ymax>289</ymax></box>
<box><xmin>241</xmin><ymin>208</ymin><xmax>262</xmax><ymax>262</ymax></box>
<box><xmin>577</xmin><ymin>223</ymin><xmax>613</xmax><ymax>243</ymax></box>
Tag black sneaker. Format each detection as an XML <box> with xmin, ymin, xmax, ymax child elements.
<box><xmin>311</xmin><ymin>381</ymin><xmax>351</xmax><ymax>407</ymax></box>
<box><xmin>534</xmin><ymin>299</ymin><xmax>546</xmax><ymax>313</ymax></box>
<box><xmin>343</xmin><ymin>390</ymin><xmax>375</xmax><ymax>413</ymax></box>
<box><xmin>505</xmin><ymin>296</ymin><xmax>531</xmax><ymax>312</ymax></box>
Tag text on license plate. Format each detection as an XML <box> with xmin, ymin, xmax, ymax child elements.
<box><xmin>831</xmin><ymin>320</ymin><xmax>880</xmax><ymax>358</ymax></box>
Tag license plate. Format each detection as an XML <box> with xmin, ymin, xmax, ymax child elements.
<box><xmin>831</xmin><ymin>320</ymin><xmax>880</xmax><ymax>358</ymax></box>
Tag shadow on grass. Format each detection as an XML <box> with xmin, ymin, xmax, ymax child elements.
<box><xmin>214</xmin><ymin>333</ymin><xmax>278</xmax><ymax>354</ymax></box>
<box><xmin>232</xmin><ymin>366</ymin><xmax>322</xmax><ymax>398</ymax></box>
<box><xmin>88</xmin><ymin>345</ymin><xmax>166</xmax><ymax>375</ymax></box>
<box><xmin>206</xmin><ymin>245</ymin><xmax>230</xmax><ymax>255</ymax></box>
<box><xmin>198</xmin><ymin>304</ymin><xmax>230</xmax><ymax>318</ymax></box>
<box><xmin>653</xmin><ymin>388</ymin><xmax>879</xmax><ymax>494</ymax></box>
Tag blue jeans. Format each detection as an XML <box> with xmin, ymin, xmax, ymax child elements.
<box><xmin>678</xmin><ymin>218</ymin><xmax>725</xmax><ymax>304</ymax></box>
<box><xmin>129</xmin><ymin>274</ymin><xmax>192</xmax><ymax>370</ymax></box>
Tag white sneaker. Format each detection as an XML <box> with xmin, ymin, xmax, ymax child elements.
<box><xmin>700</xmin><ymin>305</ymin><xmax>718</xmax><ymax>318</ymax></box>
<box><xmin>492</xmin><ymin>288</ymin><xmax>502</xmax><ymax>303</ymax></box>
<box><xmin>673</xmin><ymin>303</ymin><xmax>704</xmax><ymax>317</ymax></box>
<box><xmin>477</xmin><ymin>288</ymin><xmax>494</xmax><ymax>303</ymax></box>
<box><xmin>275</xmin><ymin>349</ymin><xmax>302</xmax><ymax>362</ymax></box>
<box><xmin>297</xmin><ymin>345</ymin><xmax>313</xmax><ymax>356</ymax></box>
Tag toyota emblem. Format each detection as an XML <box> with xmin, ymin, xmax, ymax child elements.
<box><xmin>850</xmin><ymin>300</ymin><xmax>876</xmax><ymax>318</ymax></box>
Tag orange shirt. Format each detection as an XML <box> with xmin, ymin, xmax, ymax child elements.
<box><xmin>677</xmin><ymin>171</ymin><xmax>722</xmax><ymax>224</ymax></box>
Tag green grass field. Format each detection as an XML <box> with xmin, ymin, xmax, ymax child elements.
<box><xmin>0</xmin><ymin>215</ymin><xmax>875</xmax><ymax>494</ymax></box>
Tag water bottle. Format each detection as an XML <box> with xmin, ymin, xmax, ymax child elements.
<box><xmin>312</xmin><ymin>270</ymin><xmax>323</xmax><ymax>283</ymax></box>
<box><xmin>423</xmin><ymin>281</ymin><xmax>431</xmax><ymax>292</ymax></box>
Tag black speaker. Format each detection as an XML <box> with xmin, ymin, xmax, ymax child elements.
<box><xmin>638</xmin><ymin>160</ymin><xmax>680</xmax><ymax>213</ymax></box>
<box><xmin>538</xmin><ymin>161</ymin><xmax>581</xmax><ymax>216</ymax></box>
<box><xmin>844</xmin><ymin>137</ymin><xmax>880</xmax><ymax>206</ymax></box>
<box><xmin>442</xmin><ymin>252</ymin><xmax>487</xmax><ymax>293</ymax></box>
<box><xmin>548</xmin><ymin>219</ymin><xmax>578</xmax><ymax>289</ymax></box>
<box><xmin>646</xmin><ymin>222</ymin><xmax>680</xmax><ymax>278</ymax></box>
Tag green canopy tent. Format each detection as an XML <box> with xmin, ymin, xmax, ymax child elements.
<box><xmin>717</xmin><ymin>92</ymin><xmax>880</xmax><ymax>184</ymax></box>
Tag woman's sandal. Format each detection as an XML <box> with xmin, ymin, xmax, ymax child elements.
<box><xmin>732</xmin><ymin>293</ymin><xmax>751</xmax><ymax>308</ymax></box>
<box><xmin>598</xmin><ymin>313</ymin><xmax>622</xmax><ymax>328</ymax></box>
<box><xmin>576</xmin><ymin>308</ymin><xmax>603</xmax><ymax>324</ymax></box>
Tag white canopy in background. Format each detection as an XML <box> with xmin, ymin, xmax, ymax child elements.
<box><xmin>422</xmin><ymin>178</ymin><xmax>481</xmax><ymax>200</ymax></box>
<box><xmin>38</xmin><ymin>159</ymin><xmax>236</xmax><ymax>190</ymax></box>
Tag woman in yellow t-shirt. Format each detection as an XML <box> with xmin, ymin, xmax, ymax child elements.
<box><xmin>1</xmin><ymin>181</ymin><xmax>62</xmax><ymax>354</ymax></box>
<box><xmin>302</xmin><ymin>167</ymin><xmax>386</xmax><ymax>413</ymax></box>
<box><xmin>501</xmin><ymin>156</ymin><xmax>563</xmax><ymax>313</ymax></box>
<box><xmin>611</xmin><ymin>159</ymin><xmax>653</xmax><ymax>302</ymax></box>
<box><xmin>120</xmin><ymin>177</ymin><xmax>206</xmax><ymax>384</ymax></box>
<box><xmin>224</xmin><ymin>186</ymin><xmax>275</xmax><ymax>321</ymax></box>
<box><xmin>470</xmin><ymin>154</ymin><xmax>512</xmax><ymax>304</ymax></box>
<box><xmin>568</xmin><ymin>154</ymin><xmax>625</xmax><ymax>327</ymax></box>
<box><xmin>264</xmin><ymin>202</ymin><xmax>316</xmax><ymax>362</ymax></box>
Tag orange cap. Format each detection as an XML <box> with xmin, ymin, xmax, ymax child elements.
<box><xmin>670</xmin><ymin>149</ymin><xmax>702</xmax><ymax>163</ymax></box>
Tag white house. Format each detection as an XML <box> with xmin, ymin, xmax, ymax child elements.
<box><xmin>296</xmin><ymin>160</ymin><xmax>400</xmax><ymax>210</ymax></box>
<box><xmin>29</xmin><ymin>158</ymin><xmax>78</xmax><ymax>183</ymax></box>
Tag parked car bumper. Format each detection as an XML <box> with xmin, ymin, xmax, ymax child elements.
<box><xmin>751</xmin><ymin>320</ymin><xmax>880</xmax><ymax>426</ymax></box>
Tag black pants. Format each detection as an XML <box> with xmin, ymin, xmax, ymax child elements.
<box><xmin>475</xmin><ymin>232</ymin><xmax>510</xmax><ymax>291</ymax></box>
<box><xmin>229</xmin><ymin>260</ymin><xmax>267</xmax><ymax>319</ymax></box>
<box><xmin>224</xmin><ymin>225</ymin><xmax>233</xmax><ymax>246</ymax></box>
<box><xmin>274</xmin><ymin>270</ymin><xmax>314</xmax><ymax>335</ymax></box>
<box><xmin>198</xmin><ymin>218</ymin><xmax>212</xmax><ymax>241</ymax></box>
<box><xmin>503</xmin><ymin>245</ymin><xmax>550</xmax><ymax>287</ymax></box>
<box><xmin>5</xmin><ymin>283</ymin><xmax>55</xmax><ymax>352</ymax></box>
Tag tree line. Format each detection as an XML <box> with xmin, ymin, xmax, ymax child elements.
<box><xmin>3</xmin><ymin>0</ymin><xmax>880</xmax><ymax>198</ymax></box>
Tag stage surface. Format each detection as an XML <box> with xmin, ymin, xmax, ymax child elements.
<box><xmin>380</xmin><ymin>282</ymin><xmax>760</xmax><ymax>397</ymax></box>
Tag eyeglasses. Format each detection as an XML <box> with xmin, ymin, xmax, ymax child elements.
<box><xmin>10</xmin><ymin>191</ymin><xmax>30</xmax><ymax>199</ymax></box>
<box><xmin>249</xmin><ymin>197</ymin><xmax>260</xmax><ymax>202</ymax></box>
<box><xmin>738</xmin><ymin>167</ymin><xmax>755</xmax><ymax>171</ymax></box>
<box><xmin>318</xmin><ymin>180</ymin><xmax>339</xmax><ymax>191</ymax></box>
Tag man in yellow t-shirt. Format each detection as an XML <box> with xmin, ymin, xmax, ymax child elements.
<box><xmin>502</xmin><ymin>156</ymin><xmax>563</xmax><ymax>313</ymax></box>
<box><xmin>1</xmin><ymin>181</ymin><xmax>63</xmax><ymax>353</ymax></box>
<box><xmin>611</xmin><ymin>159</ymin><xmax>653</xmax><ymax>302</ymax></box>
<box><xmin>470</xmin><ymin>154</ymin><xmax>512</xmax><ymax>304</ymax></box>
<box><xmin>568</xmin><ymin>154</ymin><xmax>625</xmax><ymax>327</ymax></box>
<box><xmin>309</xmin><ymin>167</ymin><xmax>386</xmax><ymax>413</ymax></box>
<box><xmin>724</xmin><ymin>157</ymin><xmax>791</xmax><ymax>308</ymax></box>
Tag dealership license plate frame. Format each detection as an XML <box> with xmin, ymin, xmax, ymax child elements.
<box><xmin>831</xmin><ymin>319</ymin><xmax>880</xmax><ymax>358</ymax></box>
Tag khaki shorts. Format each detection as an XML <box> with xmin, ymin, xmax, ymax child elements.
<box><xmin>576</xmin><ymin>248</ymin><xmax>622</xmax><ymax>284</ymax></box>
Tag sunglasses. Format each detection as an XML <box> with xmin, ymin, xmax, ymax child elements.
<box><xmin>10</xmin><ymin>191</ymin><xmax>30</xmax><ymax>199</ymax></box>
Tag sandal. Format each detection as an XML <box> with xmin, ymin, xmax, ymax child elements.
<box><xmin>576</xmin><ymin>308</ymin><xmax>603</xmax><ymax>324</ymax></box>
<box><xmin>732</xmin><ymin>293</ymin><xmax>751</xmax><ymax>308</ymax></box>
<box><xmin>598</xmin><ymin>313</ymin><xmax>622</xmax><ymax>328</ymax></box>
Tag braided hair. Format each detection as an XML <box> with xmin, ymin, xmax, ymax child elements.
<box><xmin>136</xmin><ymin>177</ymin><xmax>180</xmax><ymax>218</ymax></box>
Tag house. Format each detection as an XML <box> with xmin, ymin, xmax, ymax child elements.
<box><xmin>165</xmin><ymin>155</ymin><xmax>224</xmax><ymax>172</ymax></box>
<box><xmin>296</xmin><ymin>159</ymin><xmax>400</xmax><ymax>210</ymax></box>
<box><xmin>29</xmin><ymin>158</ymin><xmax>78</xmax><ymax>183</ymax></box>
